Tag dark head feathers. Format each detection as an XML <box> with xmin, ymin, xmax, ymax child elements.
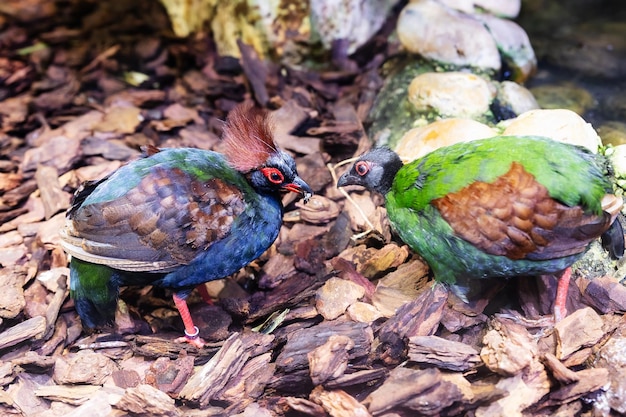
<box><xmin>222</xmin><ymin>102</ymin><xmax>278</xmax><ymax>172</ymax></box>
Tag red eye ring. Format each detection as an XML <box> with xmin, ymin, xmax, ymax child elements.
<box><xmin>355</xmin><ymin>161</ymin><xmax>369</xmax><ymax>176</ymax></box>
<box><xmin>261</xmin><ymin>167</ymin><xmax>285</xmax><ymax>184</ymax></box>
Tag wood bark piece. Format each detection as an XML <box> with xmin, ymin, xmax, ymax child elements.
<box><xmin>315</xmin><ymin>277</ymin><xmax>365</xmax><ymax>320</ymax></box>
<box><xmin>0</xmin><ymin>265</ymin><xmax>26</xmax><ymax>319</ymax></box>
<box><xmin>0</xmin><ymin>316</ymin><xmax>46</xmax><ymax>350</ymax></box>
<box><xmin>554</xmin><ymin>307</ymin><xmax>605</xmax><ymax>360</ymax></box>
<box><xmin>309</xmin><ymin>386</ymin><xmax>371</xmax><ymax>417</ymax></box>
<box><xmin>408</xmin><ymin>335</ymin><xmax>482</xmax><ymax>372</ymax></box>
<box><xmin>580</xmin><ymin>275</ymin><xmax>626</xmax><ymax>313</ymax></box>
<box><xmin>218</xmin><ymin>352</ymin><xmax>276</xmax><ymax>402</ymax></box>
<box><xmin>365</xmin><ymin>367</ymin><xmax>463</xmax><ymax>416</ymax></box>
<box><xmin>308</xmin><ymin>334</ymin><xmax>354</xmax><ymax>386</ymax></box>
<box><xmin>275</xmin><ymin>321</ymin><xmax>373</xmax><ymax>374</ymax></box>
<box><xmin>323</xmin><ymin>368</ymin><xmax>388</xmax><ymax>390</ymax></box>
<box><xmin>480</xmin><ymin>317</ymin><xmax>537</xmax><ymax>376</ymax></box>
<box><xmin>115</xmin><ymin>384</ymin><xmax>181</xmax><ymax>417</ymax></box>
<box><xmin>541</xmin><ymin>353</ymin><xmax>579</xmax><ymax>384</ymax></box>
<box><xmin>284</xmin><ymin>396</ymin><xmax>327</xmax><ymax>416</ymax></box>
<box><xmin>377</xmin><ymin>283</ymin><xmax>448</xmax><ymax>364</ymax></box>
<box><xmin>179</xmin><ymin>332</ymin><xmax>273</xmax><ymax>408</ymax></box>
<box><xmin>543</xmin><ymin>368</ymin><xmax>609</xmax><ymax>407</ymax></box>
<box><xmin>243</xmin><ymin>272</ymin><xmax>324</xmax><ymax>321</ymax></box>
<box><xmin>34</xmin><ymin>384</ymin><xmax>101</xmax><ymax>405</ymax></box>
<box><xmin>475</xmin><ymin>360</ymin><xmax>551</xmax><ymax>417</ymax></box>
<box><xmin>34</xmin><ymin>164</ymin><xmax>70</xmax><ymax>219</ymax></box>
<box><xmin>53</xmin><ymin>349</ymin><xmax>118</xmax><ymax>385</ymax></box>
<box><xmin>144</xmin><ymin>354</ymin><xmax>195</xmax><ymax>395</ymax></box>
<box><xmin>594</xmin><ymin>321</ymin><xmax>626</xmax><ymax>415</ymax></box>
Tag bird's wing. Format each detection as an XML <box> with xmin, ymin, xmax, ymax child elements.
<box><xmin>62</xmin><ymin>155</ymin><xmax>249</xmax><ymax>272</ymax></box>
<box><xmin>431</xmin><ymin>162</ymin><xmax>616</xmax><ymax>261</ymax></box>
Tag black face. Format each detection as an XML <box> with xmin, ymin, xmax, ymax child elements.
<box><xmin>249</xmin><ymin>150</ymin><xmax>313</xmax><ymax>202</ymax></box>
<box><xmin>337</xmin><ymin>148</ymin><xmax>403</xmax><ymax>195</ymax></box>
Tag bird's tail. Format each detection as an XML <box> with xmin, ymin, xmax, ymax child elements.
<box><xmin>69</xmin><ymin>258</ymin><xmax>120</xmax><ymax>328</ymax></box>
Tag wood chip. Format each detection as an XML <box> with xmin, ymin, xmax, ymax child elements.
<box><xmin>365</xmin><ymin>367</ymin><xmax>463</xmax><ymax>416</ymax></box>
<box><xmin>408</xmin><ymin>335</ymin><xmax>482</xmax><ymax>372</ymax></box>
<box><xmin>480</xmin><ymin>317</ymin><xmax>537</xmax><ymax>376</ymax></box>
<box><xmin>545</xmin><ymin>368</ymin><xmax>609</xmax><ymax>406</ymax></box>
<box><xmin>276</xmin><ymin>321</ymin><xmax>373</xmax><ymax>374</ymax></box>
<box><xmin>0</xmin><ymin>316</ymin><xmax>46</xmax><ymax>350</ymax></box>
<box><xmin>34</xmin><ymin>384</ymin><xmax>102</xmax><ymax>405</ymax></box>
<box><xmin>115</xmin><ymin>384</ymin><xmax>181</xmax><ymax>417</ymax></box>
<box><xmin>53</xmin><ymin>350</ymin><xmax>118</xmax><ymax>385</ymax></box>
<box><xmin>309</xmin><ymin>386</ymin><xmax>371</xmax><ymax>417</ymax></box>
<box><xmin>0</xmin><ymin>265</ymin><xmax>26</xmax><ymax>319</ymax></box>
<box><xmin>554</xmin><ymin>307</ymin><xmax>605</xmax><ymax>360</ymax></box>
<box><xmin>308</xmin><ymin>334</ymin><xmax>354</xmax><ymax>386</ymax></box>
<box><xmin>315</xmin><ymin>277</ymin><xmax>365</xmax><ymax>320</ymax></box>
<box><xmin>377</xmin><ymin>284</ymin><xmax>448</xmax><ymax>364</ymax></box>
<box><xmin>580</xmin><ymin>275</ymin><xmax>626</xmax><ymax>313</ymax></box>
<box><xmin>179</xmin><ymin>332</ymin><xmax>273</xmax><ymax>407</ymax></box>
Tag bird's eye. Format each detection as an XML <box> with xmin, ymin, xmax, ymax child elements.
<box><xmin>355</xmin><ymin>161</ymin><xmax>370</xmax><ymax>176</ymax></box>
<box><xmin>261</xmin><ymin>167</ymin><xmax>285</xmax><ymax>184</ymax></box>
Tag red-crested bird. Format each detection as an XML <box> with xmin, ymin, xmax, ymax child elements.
<box><xmin>61</xmin><ymin>103</ymin><xmax>313</xmax><ymax>346</ymax></box>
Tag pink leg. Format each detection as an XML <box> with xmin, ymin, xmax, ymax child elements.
<box><xmin>196</xmin><ymin>284</ymin><xmax>214</xmax><ymax>305</ymax></box>
<box><xmin>553</xmin><ymin>268</ymin><xmax>571</xmax><ymax>322</ymax></box>
<box><xmin>173</xmin><ymin>293</ymin><xmax>205</xmax><ymax>348</ymax></box>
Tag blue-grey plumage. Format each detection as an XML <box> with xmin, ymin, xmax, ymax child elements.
<box><xmin>61</xmin><ymin>103</ymin><xmax>313</xmax><ymax>346</ymax></box>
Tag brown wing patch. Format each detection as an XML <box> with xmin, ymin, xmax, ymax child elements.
<box><xmin>127</xmin><ymin>168</ymin><xmax>246</xmax><ymax>263</ymax></box>
<box><xmin>69</xmin><ymin>167</ymin><xmax>247</xmax><ymax>267</ymax></box>
<box><xmin>431</xmin><ymin>162</ymin><xmax>612</xmax><ymax>260</ymax></box>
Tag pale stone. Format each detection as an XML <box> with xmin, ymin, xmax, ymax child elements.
<box><xmin>502</xmin><ymin>109</ymin><xmax>602</xmax><ymax>152</ymax></box>
<box><xmin>607</xmin><ymin>145</ymin><xmax>626</xmax><ymax>189</ymax></box>
<box><xmin>398</xmin><ymin>0</ymin><xmax>501</xmax><ymax>73</ymax></box>
<box><xmin>395</xmin><ymin>118</ymin><xmax>497</xmax><ymax>162</ymax></box>
<box><xmin>407</xmin><ymin>72</ymin><xmax>496</xmax><ymax>119</ymax></box>
<box><xmin>494</xmin><ymin>81</ymin><xmax>539</xmax><ymax>119</ymax></box>
<box><xmin>311</xmin><ymin>0</ymin><xmax>398</xmax><ymax>54</ymax></box>
<box><xmin>435</xmin><ymin>0</ymin><xmax>521</xmax><ymax>18</ymax></box>
<box><xmin>477</xmin><ymin>14</ymin><xmax>536</xmax><ymax>82</ymax></box>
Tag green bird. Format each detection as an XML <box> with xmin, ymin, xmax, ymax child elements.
<box><xmin>337</xmin><ymin>136</ymin><xmax>624</xmax><ymax>320</ymax></box>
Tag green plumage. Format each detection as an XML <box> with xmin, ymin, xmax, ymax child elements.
<box><xmin>390</xmin><ymin>136</ymin><xmax>607</xmax><ymax>215</ymax></box>
<box><xmin>338</xmin><ymin>136</ymin><xmax>622</xmax><ymax>299</ymax></box>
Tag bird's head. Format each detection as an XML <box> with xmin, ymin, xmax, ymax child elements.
<box><xmin>222</xmin><ymin>102</ymin><xmax>313</xmax><ymax>202</ymax></box>
<box><xmin>337</xmin><ymin>148</ymin><xmax>404</xmax><ymax>195</ymax></box>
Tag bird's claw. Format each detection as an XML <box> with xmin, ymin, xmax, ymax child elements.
<box><xmin>175</xmin><ymin>334</ymin><xmax>206</xmax><ymax>348</ymax></box>
<box><xmin>553</xmin><ymin>304</ymin><xmax>567</xmax><ymax>323</ymax></box>
<box><xmin>174</xmin><ymin>326</ymin><xmax>206</xmax><ymax>348</ymax></box>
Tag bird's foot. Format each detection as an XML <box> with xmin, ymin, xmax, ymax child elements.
<box><xmin>552</xmin><ymin>268</ymin><xmax>572</xmax><ymax>323</ymax></box>
<box><xmin>175</xmin><ymin>326</ymin><xmax>206</xmax><ymax>348</ymax></box>
<box><xmin>553</xmin><ymin>304</ymin><xmax>567</xmax><ymax>323</ymax></box>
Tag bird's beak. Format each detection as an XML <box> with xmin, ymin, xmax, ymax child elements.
<box><xmin>337</xmin><ymin>172</ymin><xmax>358</xmax><ymax>188</ymax></box>
<box><xmin>283</xmin><ymin>176</ymin><xmax>313</xmax><ymax>203</ymax></box>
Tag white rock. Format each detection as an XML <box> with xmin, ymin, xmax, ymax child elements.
<box><xmin>398</xmin><ymin>0</ymin><xmax>501</xmax><ymax>72</ymax></box>
<box><xmin>311</xmin><ymin>0</ymin><xmax>398</xmax><ymax>54</ymax></box>
<box><xmin>607</xmin><ymin>144</ymin><xmax>626</xmax><ymax>186</ymax></box>
<box><xmin>434</xmin><ymin>0</ymin><xmax>521</xmax><ymax>18</ymax></box>
<box><xmin>477</xmin><ymin>14</ymin><xmax>536</xmax><ymax>82</ymax></box>
<box><xmin>407</xmin><ymin>72</ymin><xmax>496</xmax><ymax>119</ymax></box>
<box><xmin>395</xmin><ymin>118</ymin><xmax>497</xmax><ymax>161</ymax></box>
<box><xmin>502</xmin><ymin>109</ymin><xmax>602</xmax><ymax>153</ymax></box>
<box><xmin>495</xmin><ymin>81</ymin><xmax>540</xmax><ymax>119</ymax></box>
